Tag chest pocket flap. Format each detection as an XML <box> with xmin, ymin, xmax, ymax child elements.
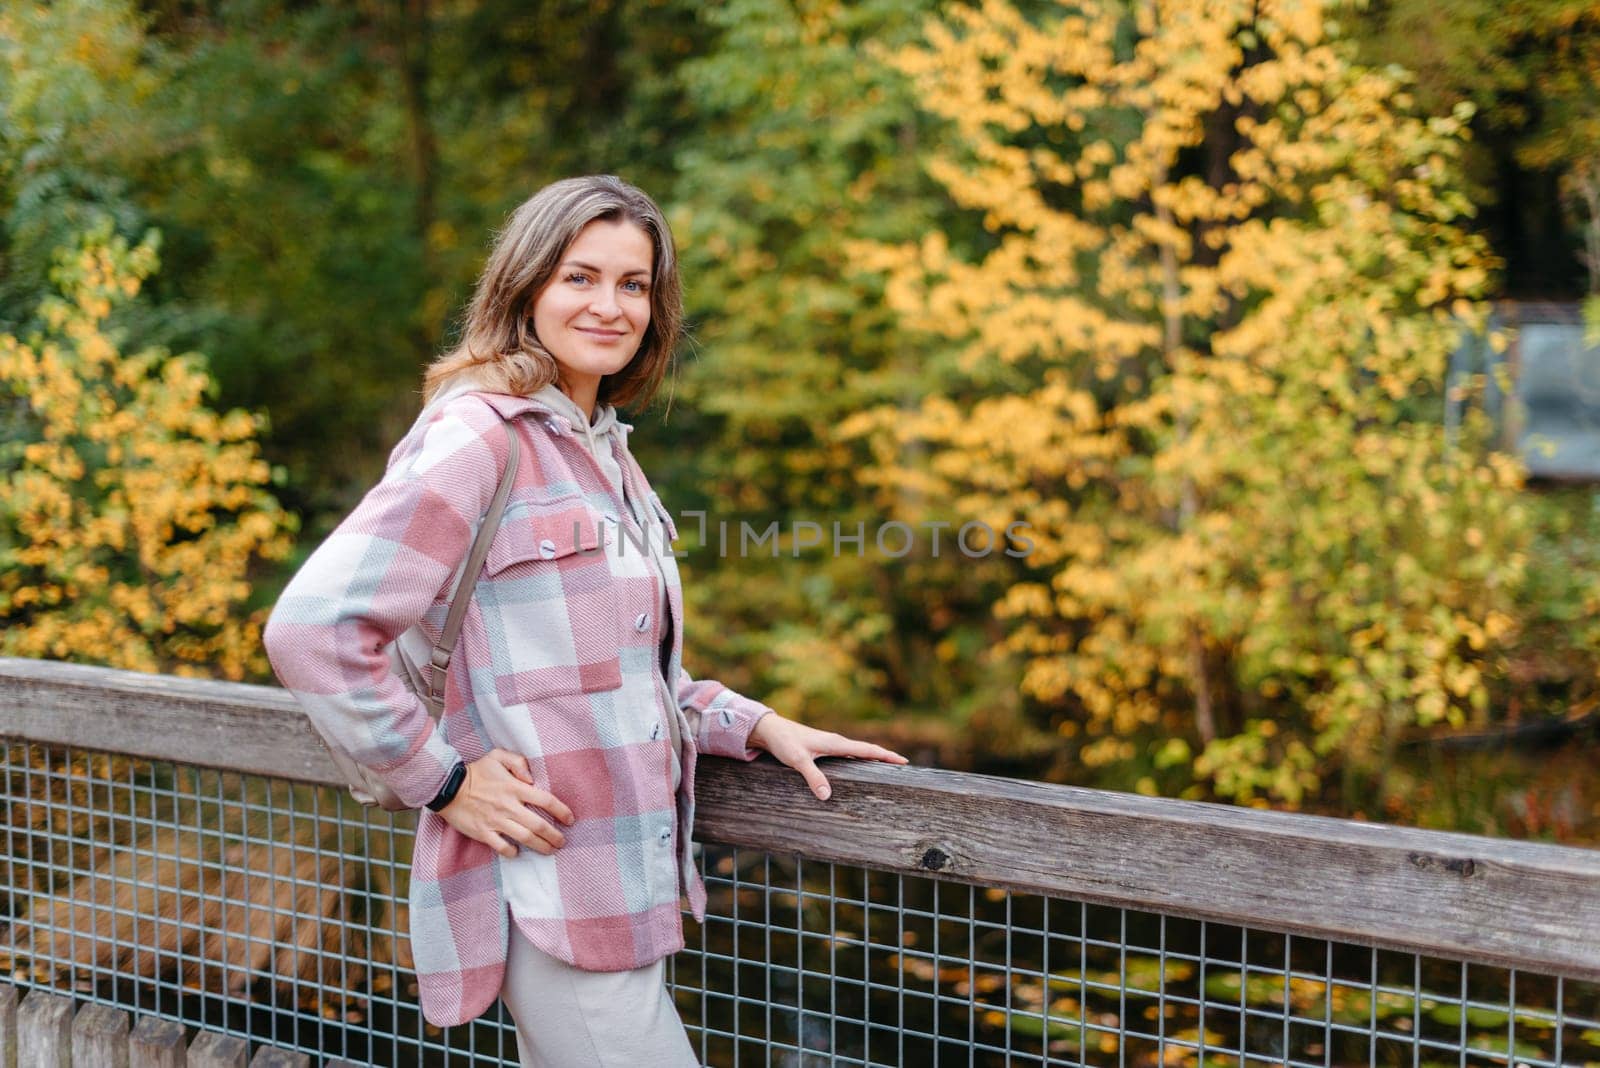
<box><xmin>487</xmin><ymin>499</ymin><xmax>606</xmax><ymax>573</ymax></box>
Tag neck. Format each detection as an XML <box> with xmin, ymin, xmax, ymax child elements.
<box><xmin>557</xmin><ymin>373</ymin><xmax>600</xmax><ymax>424</ymax></box>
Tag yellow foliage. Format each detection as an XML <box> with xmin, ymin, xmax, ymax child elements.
<box><xmin>0</xmin><ymin>224</ymin><xmax>294</xmax><ymax>679</ymax></box>
<box><xmin>850</xmin><ymin>0</ymin><xmax>1577</xmax><ymax>805</ymax></box>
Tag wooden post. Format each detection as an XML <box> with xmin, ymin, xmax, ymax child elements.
<box><xmin>129</xmin><ymin>1016</ymin><xmax>186</xmax><ymax>1068</ymax></box>
<box><xmin>247</xmin><ymin>1049</ymin><xmax>308</xmax><ymax>1067</ymax></box>
<box><xmin>15</xmin><ymin>991</ymin><xmax>73</xmax><ymax>1068</ymax></box>
<box><xmin>186</xmin><ymin>1033</ymin><xmax>247</xmax><ymax>1068</ymax></box>
<box><xmin>71</xmin><ymin>1003</ymin><xmax>129</xmax><ymax>1068</ymax></box>
<box><xmin>0</xmin><ymin>986</ymin><xmax>16</xmax><ymax>1068</ymax></box>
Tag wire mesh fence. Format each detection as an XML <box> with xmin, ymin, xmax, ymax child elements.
<box><xmin>2</xmin><ymin>740</ymin><xmax>1596</xmax><ymax>1067</ymax></box>
<box><xmin>0</xmin><ymin>743</ymin><xmax>519</xmax><ymax>1065</ymax></box>
<box><xmin>678</xmin><ymin>850</ymin><xmax>1600</xmax><ymax>1066</ymax></box>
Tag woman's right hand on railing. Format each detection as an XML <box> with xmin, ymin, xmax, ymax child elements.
<box><xmin>437</xmin><ymin>749</ymin><xmax>574</xmax><ymax>857</ymax></box>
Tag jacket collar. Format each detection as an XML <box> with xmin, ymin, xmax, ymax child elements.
<box><xmin>473</xmin><ymin>388</ymin><xmax>633</xmax><ymax>440</ymax></box>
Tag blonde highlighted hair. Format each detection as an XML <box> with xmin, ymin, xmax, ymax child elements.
<box><xmin>424</xmin><ymin>175</ymin><xmax>682</xmax><ymax>409</ymax></box>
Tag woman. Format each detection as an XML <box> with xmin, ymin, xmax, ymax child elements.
<box><xmin>262</xmin><ymin>175</ymin><xmax>906</xmax><ymax>1067</ymax></box>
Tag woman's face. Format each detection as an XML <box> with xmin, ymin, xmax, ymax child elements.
<box><xmin>531</xmin><ymin>219</ymin><xmax>654</xmax><ymax>398</ymax></box>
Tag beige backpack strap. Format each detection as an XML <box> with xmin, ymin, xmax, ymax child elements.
<box><xmin>425</xmin><ymin>418</ymin><xmax>521</xmax><ymax>707</ymax></box>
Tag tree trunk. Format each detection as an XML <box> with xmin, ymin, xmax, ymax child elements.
<box><xmin>1153</xmin><ymin>155</ymin><xmax>1217</xmax><ymax>746</ymax></box>
<box><xmin>396</xmin><ymin>0</ymin><xmax>437</xmax><ymax>276</ymax></box>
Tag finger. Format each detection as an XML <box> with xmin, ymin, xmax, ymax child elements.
<box><xmin>804</xmin><ymin>731</ymin><xmax>903</xmax><ymax>761</ymax></box>
<box><xmin>507</xmin><ymin>781</ymin><xmax>575</xmax><ymax>826</ymax></box>
<box><xmin>491</xmin><ymin>749</ymin><xmax>536</xmax><ymax>783</ymax></box>
<box><xmin>507</xmin><ymin>805</ymin><xmax>566</xmax><ymax>850</ymax></box>
<box><xmin>791</xmin><ymin>756</ymin><xmax>831</xmax><ymax>801</ymax></box>
<box><xmin>501</xmin><ymin>814</ymin><xmax>563</xmax><ymax>854</ymax></box>
<box><xmin>528</xmin><ymin>787</ymin><xmax>575</xmax><ymax>826</ymax></box>
<box><xmin>517</xmin><ymin>807</ymin><xmax>566</xmax><ymax>848</ymax></box>
<box><xmin>819</xmin><ymin>738</ymin><xmax>908</xmax><ymax>764</ymax></box>
<box><xmin>527</xmin><ymin>815</ymin><xmax>566</xmax><ymax>851</ymax></box>
<box><xmin>477</xmin><ymin>825</ymin><xmax>518</xmax><ymax>858</ymax></box>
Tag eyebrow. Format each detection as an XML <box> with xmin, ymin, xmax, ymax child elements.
<box><xmin>560</xmin><ymin>260</ymin><xmax>652</xmax><ymax>279</ymax></box>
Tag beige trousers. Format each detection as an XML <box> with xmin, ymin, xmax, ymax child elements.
<box><xmin>500</xmin><ymin>923</ymin><xmax>701</xmax><ymax>1068</ymax></box>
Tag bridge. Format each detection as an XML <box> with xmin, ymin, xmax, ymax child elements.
<box><xmin>1</xmin><ymin>657</ymin><xmax>1596</xmax><ymax>1066</ymax></box>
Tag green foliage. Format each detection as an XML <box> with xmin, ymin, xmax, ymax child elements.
<box><xmin>0</xmin><ymin>0</ymin><xmax>159</xmax><ymax>324</ymax></box>
<box><xmin>1348</xmin><ymin>0</ymin><xmax>1600</xmax><ymax>296</ymax></box>
<box><xmin>4</xmin><ymin>0</ymin><xmax>720</xmax><ymax>516</ymax></box>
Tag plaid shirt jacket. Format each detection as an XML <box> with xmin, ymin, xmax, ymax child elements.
<box><xmin>263</xmin><ymin>391</ymin><xmax>773</xmax><ymax>1027</ymax></box>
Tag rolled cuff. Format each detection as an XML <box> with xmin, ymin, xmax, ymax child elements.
<box><xmin>693</xmin><ymin>688</ymin><xmax>774</xmax><ymax>760</ymax></box>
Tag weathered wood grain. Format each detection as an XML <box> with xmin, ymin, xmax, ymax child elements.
<box><xmin>2</xmin><ymin>656</ymin><xmax>1598</xmax><ymax>979</ymax></box>
<box><xmin>185</xmin><ymin>1033</ymin><xmax>246</xmax><ymax>1068</ymax></box>
<box><xmin>246</xmin><ymin>1048</ymin><xmax>307</xmax><ymax>1067</ymax></box>
<box><xmin>70</xmin><ymin>1003</ymin><xmax>129</xmax><ymax>1068</ymax></box>
<box><xmin>0</xmin><ymin>658</ymin><xmax>334</xmax><ymax>785</ymax></box>
<box><xmin>0</xmin><ymin>986</ymin><xmax>16</xmax><ymax>1068</ymax></box>
<box><xmin>128</xmin><ymin>1016</ymin><xmax>186</xmax><ymax>1068</ymax></box>
<box><xmin>15</xmin><ymin>990</ymin><xmax>72</xmax><ymax>1068</ymax></box>
<box><xmin>693</xmin><ymin>756</ymin><xmax>1600</xmax><ymax>979</ymax></box>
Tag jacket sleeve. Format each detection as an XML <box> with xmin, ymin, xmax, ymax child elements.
<box><xmin>676</xmin><ymin>667</ymin><xmax>773</xmax><ymax>760</ymax></box>
<box><xmin>262</xmin><ymin>396</ymin><xmax>508</xmax><ymax>808</ymax></box>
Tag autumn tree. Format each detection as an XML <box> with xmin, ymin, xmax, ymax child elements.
<box><xmin>657</xmin><ymin>0</ymin><xmax>1055</xmax><ymax>759</ymax></box>
<box><xmin>851</xmin><ymin>0</ymin><xmax>1600</xmax><ymax>806</ymax></box>
<box><xmin>0</xmin><ymin>224</ymin><xmax>293</xmax><ymax>678</ymax></box>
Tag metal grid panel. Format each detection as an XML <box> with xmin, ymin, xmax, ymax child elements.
<box><xmin>1</xmin><ymin>743</ymin><xmax>519</xmax><ymax>1066</ymax></box>
<box><xmin>676</xmin><ymin>849</ymin><xmax>1600</xmax><ymax>1067</ymax></box>
<box><xmin>3</xmin><ymin>742</ymin><xmax>1596</xmax><ymax>1067</ymax></box>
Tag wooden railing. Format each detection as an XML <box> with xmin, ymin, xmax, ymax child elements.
<box><xmin>3</xmin><ymin>656</ymin><xmax>1596</xmax><ymax>981</ymax></box>
<box><xmin>4</xmin><ymin>656</ymin><xmax>1600</xmax><ymax>1067</ymax></box>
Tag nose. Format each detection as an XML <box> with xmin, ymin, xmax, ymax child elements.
<box><xmin>588</xmin><ymin>287</ymin><xmax>621</xmax><ymax>320</ymax></box>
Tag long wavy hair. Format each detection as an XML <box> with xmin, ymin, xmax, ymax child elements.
<box><xmin>424</xmin><ymin>175</ymin><xmax>682</xmax><ymax>409</ymax></box>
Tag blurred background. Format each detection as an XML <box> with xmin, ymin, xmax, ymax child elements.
<box><xmin>3</xmin><ymin>0</ymin><xmax>1597</xmax><ymax>843</ymax></box>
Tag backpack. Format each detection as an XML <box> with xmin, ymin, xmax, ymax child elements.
<box><xmin>325</xmin><ymin>418</ymin><xmax>521</xmax><ymax>810</ymax></box>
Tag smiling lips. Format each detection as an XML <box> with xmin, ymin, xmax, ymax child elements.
<box><xmin>576</xmin><ymin>327</ymin><xmax>627</xmax><ymax>340</ymax></box>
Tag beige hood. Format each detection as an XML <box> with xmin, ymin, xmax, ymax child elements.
<box><xmin>527</xmin><ymin>384</ymin><xmax>630</xmax><ymax>506</ymax></box>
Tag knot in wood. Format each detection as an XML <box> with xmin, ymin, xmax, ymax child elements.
<box><xmin>1407</xmin><ymin>851</ymin><xmax>1477</xmax><ymax>878</ymax></box>
<box><xmin>920</xmin><ymin>847</ymin><xmax>950</xmax><ymax>871</ymax></box>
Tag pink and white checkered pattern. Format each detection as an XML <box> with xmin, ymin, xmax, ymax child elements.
<box><xmin>263</xmin><ymin>391</ymin><xmax>773</xmax><ymax>1027</ymax></box>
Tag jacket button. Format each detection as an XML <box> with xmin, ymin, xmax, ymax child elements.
<box><xmin>538</xmin><ymin>538</ymin><xmax>558</xmax><ymax>559</ymax></box>
<box><xmin>634</xmin><ymin>612</ymin><xmax>650</xmax><ymax>632</ymax></box>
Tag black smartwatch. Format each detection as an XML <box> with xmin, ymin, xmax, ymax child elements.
<box><xmin>425</xmin><ymin>760</ymin><xmax>468</xmax><ymax>812</ymax></box>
